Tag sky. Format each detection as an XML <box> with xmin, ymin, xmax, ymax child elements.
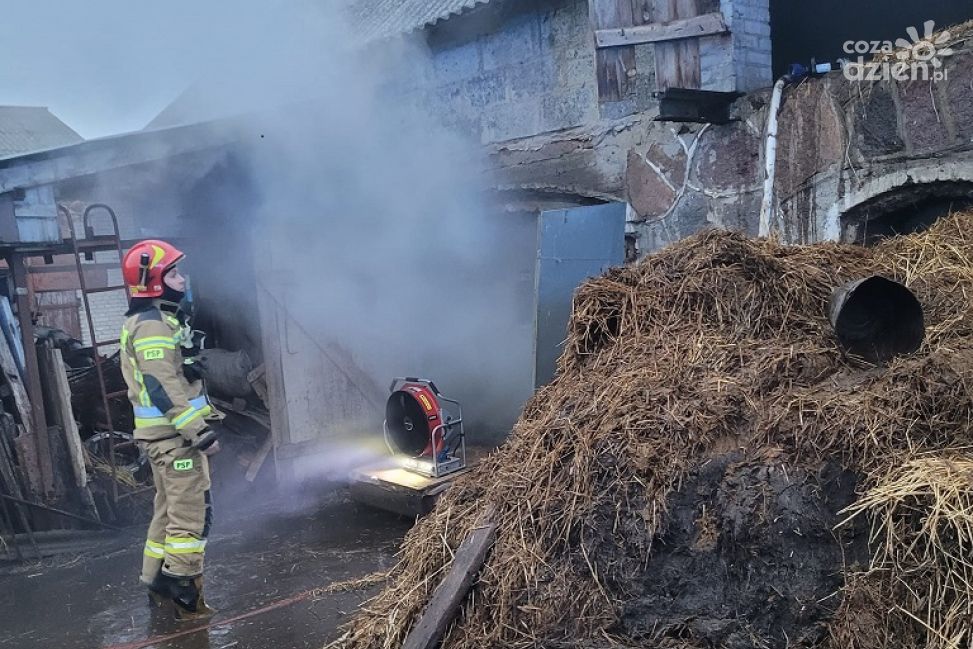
<box><xmin>0</xmin><ymin>1</ymin><xmax>254</xmax><ymax>138</ymax></box>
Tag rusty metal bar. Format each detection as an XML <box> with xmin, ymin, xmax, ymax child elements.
<box><xmin>0</xmin><ymin>492</ymin><xmax>122</xmax><ymax>530</ymax></box>
<box><xmin>82</xmin><ymin>285</ymin><xmax>126</xmax><ymax>294</ymax></box>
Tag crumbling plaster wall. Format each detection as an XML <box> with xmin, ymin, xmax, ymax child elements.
<box><xmin>484</xmin><ymin>96</ymin><xmax>766</xmax><ymax>252</ymax></box>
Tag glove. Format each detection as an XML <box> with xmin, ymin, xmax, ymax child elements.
<box><xmin>192</xmin><ymin>427</ymin><xmax>221</xmax><ymax>456</ymax></box>
<box><xmin>182</xmin><ymin>357</ymin><xmax>208</xmax><ymax>383</ymax></box>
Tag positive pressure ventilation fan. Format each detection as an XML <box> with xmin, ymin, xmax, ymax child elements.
<box><xmin>383</xmin><ymin>377</ymin><xmax>466</xmax><ymax>478</ymax></box>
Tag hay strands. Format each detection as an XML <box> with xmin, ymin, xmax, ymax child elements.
<box><xmin>401</xmin><ymin>506</ymin><xmax>497</xmax><ymax>649</ymax></box>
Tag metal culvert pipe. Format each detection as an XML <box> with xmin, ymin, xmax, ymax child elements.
<box><xmin>829</xmin><ymin>276</ymin><xmax>924</xmax><ymax>365</ymax></box>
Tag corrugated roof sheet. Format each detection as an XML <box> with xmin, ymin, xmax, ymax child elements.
<box><xmin>348</xmin><ymin>0</ymin><xmax>494</xmax><ymax>41</ymax></box>
<box><xmin>0</xmin><ymin>106</ymin><xmax>83</xmax><ymax>158</ymax></box>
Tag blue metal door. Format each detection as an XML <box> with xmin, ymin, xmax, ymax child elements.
<box><xmin>534</xmin><ymin>203</ymin><xmax>625</xmax><ymax>387</ymax></box>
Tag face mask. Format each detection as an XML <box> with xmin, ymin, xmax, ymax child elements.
<box><xmin>160</xmin><ymin>283</ymin><xmax>185</xmax><ymax>306</ymax></box>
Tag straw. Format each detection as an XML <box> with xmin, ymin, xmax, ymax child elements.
<box><xmin>338</xmin><ymin>212</ymin><xmax>973</xmax><ymax>649</ymax></box>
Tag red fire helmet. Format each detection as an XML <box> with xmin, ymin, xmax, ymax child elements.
<box><xmin>122</xmin><ymin>240</ymin><xmax>185</xmax><ymax>299</ymax></box>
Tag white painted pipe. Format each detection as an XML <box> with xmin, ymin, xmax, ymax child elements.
<box><xmin>759</xmin><ymin>76</ymin><xmax>791</xmax><ymax>237</ymax></box>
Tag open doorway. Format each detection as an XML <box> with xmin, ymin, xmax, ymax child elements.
<box><xmin>840</xmin><ymin>181</ymin><xmax>973</xmax><ymax>245</ymax></box>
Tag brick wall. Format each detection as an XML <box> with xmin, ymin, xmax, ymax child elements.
<box><xmin>76</xmin><ymin>251</ymin><xmax>127</xmax><ymax>355</ymax></box>
<box><xmin>722</xmin><ymin>0</ymin><xmax>773</xmax><ymax>91</ymax></box>
<box><xmin>699</xmin><ymin>32</ymin><xmax>736</xmax><ymax>92</ymax></box>
<box><xmin>698</xmin><ymin>0</ymin><xmax>773</xmax><ymax>93</ymax></box>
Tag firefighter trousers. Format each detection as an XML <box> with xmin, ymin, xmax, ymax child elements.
<box><xmin>139</xmin><ymin>437</ymin><xmax>212</xmax><ymax>583</ymax></box>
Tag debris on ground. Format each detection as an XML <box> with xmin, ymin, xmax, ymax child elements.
<box><xmin>338</xmin><ymin>211</ymin><xmax>973</xmax><ymax>649</ymax></box>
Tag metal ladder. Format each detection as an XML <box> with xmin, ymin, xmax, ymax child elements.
<box><xmin>57</xmin><ymin>204</ymin><xmax>129</xmax><ymax>503</ymax></box>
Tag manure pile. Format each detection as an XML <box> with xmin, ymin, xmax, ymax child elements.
<box><xmin>342</xmin><ymin>212</ymin><xmax>973</xmax><ymax>649</ymax></box>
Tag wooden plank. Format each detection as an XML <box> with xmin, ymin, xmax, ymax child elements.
<box><xmin>401</xmin><ymin>507</ymin><xmax>498</xmax><ymax>649</ymax></box>
<box><xmin>247</xmin><ymin>364</ymin><xmax>269</xmax><ymax>405</ymax></box>
<box><xmin>28</xmin><ymin>261</ymin><xmax>118</xmax><ymax>274</ymax></box>
<box><xmin>244</xmin><ymin>435</ymin><xmax>274</xmax><ymax>483</ymax></box>
<box><xmin>12</xmin><ymin>186</ymin><xmax>56</xmax><ymax>216</ymax></box>
<box><xmin>653</xmin><ymin>0</ymin><xmax>703</xmax><ymax>91</ymax></box>
<box><xmin>676</xmin><ymin>36</ymin><xmax>701</xmax><ymax>89</ymax></box>
<box><xmin>0</xmin><ymin>193</ymin><xmax>20</xmax><ymax>243</ymax></box>
<box><xmin>30</xmin><ymin>268</ymin><xmax>110</xmax><ymax>292</ymax></box>
<box><xmin>33</xmin><ymin>291</ymin><xmax>83</xmax><ymax>339</ymax></box>
<box><xmin>0</xmin><ymin>297</ymin><xmax>25</xmax><ymax>389</ymax></box>
<box><xmin>0</xmin><ymin>296</ymin><xmax>33</xmax><ymax>430</ymax></box>
<box><xmin>0</xmin><ymin>416</ymin><xmax>25</xmax><ymax>501</ymax></box>
<box><xmin>13</xmin><ymin>187</ymin><xmax>59</xmax><ymax>243</ymax></box>
<box><xmin>589</xmin><ymin>0</ymin><xmax>640</xmax><ymax>102</ymax></box>
<box><xmin>674</xmin><ymin>0</ymin><xmax>701</xmax><ymax>90</ymax></box>
<box><xmin>9</xmin><ymin>251</ymin><xmax>53</xmax><ymax>497</ymax></box>
<box><xmin>256</xmin><ymin>283</ymin><xmax>289</xmax><ymax>479</ymax></box>
<box><xmin>46</xmin><ymin>347</ymin><xmax>100</xmax><ymax>521</ymax></box>
<box><xmin>44</xmin><ymin>348</ymin><xmax>88</xmax><ymax>485</ymax></box>
<box><xmin>211</xmin><ymin>397</ymin><xmax>272</xmax><ymax>429</ymax></box>
<box><xmin>0</xmin><ymin>414</ymin><xmax>38</xmax><ymax>556</ymax></box>
<box><xmin>12</xmin><ymin>433</ymin><xmax>41</xmax><ymax>499</ymax></box>
<box><xmin>595</xmin><ymin>12</ymin><xmax>726</xmax><ymax>47</ymax></box>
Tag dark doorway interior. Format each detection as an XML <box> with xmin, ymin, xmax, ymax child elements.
<box><xmin>770</xmin><ymin>1</ymin><xmax>973</xmax><ymax>78</ymax></box>
<box><xmin>841</xmin><ymin>181</ymin><xmax>973</xmax><ymax>245</ymax></box>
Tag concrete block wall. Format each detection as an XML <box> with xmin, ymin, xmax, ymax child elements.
<box><xmin>722</xmin><ymin>0</ymin><xmax>773</xmax><ymax>91</ymax></box>
<box><xmin>389</xmin><ymin>0</ymin><xmax>598</xmax><ymax>144</ymax></box>
<box><xmin>700</xmin><ymin>33</ymin><xmax>736</xmax><ymax>92</ymax></box>
<box><xmin>380</xmin><ymin>0</ymin><xmax>776</xmax><ymax>143</ymax></box>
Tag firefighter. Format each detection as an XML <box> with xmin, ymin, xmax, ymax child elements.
<box><xmin>120</xmin><ymin>239</ymin><xmax>219</xmax><ymax>621</ymax></box>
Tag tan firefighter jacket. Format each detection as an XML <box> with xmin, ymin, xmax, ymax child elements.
<box><xmin>120</xmin><ymin>304</ymin><xmax>211</xmax><ymax>445</ymax></box>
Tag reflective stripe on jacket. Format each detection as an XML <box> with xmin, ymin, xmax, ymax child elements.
<box><xmin>120</xmin><ymin>305</ymin><xmax>211</xmax><ymax>443</ymax></box>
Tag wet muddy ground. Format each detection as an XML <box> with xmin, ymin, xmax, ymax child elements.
<box><xmin>0</xmin><ymin>488</ymin><xmax>412</xmax><ymax>649</ymax></box>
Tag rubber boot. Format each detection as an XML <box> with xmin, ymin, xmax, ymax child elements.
<box><xmin>146</xmin><ymin>572</ymin><xmax>173</xmax><ymax>610</ymax></box>
<box><xmin>147</xmin><ymin>589</ymin><xmax>169</xmax><ymax>609</ymax></box>
<box><xmin>172</xmin><ymin>576</ymin><xmax>217</xmax><ymax>622</ymax></box>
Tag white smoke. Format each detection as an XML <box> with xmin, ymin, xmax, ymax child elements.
<box><xmin>4</xmin><ymin>0</ymin><xmax>537</xmax><ymax>467</ymax></box>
